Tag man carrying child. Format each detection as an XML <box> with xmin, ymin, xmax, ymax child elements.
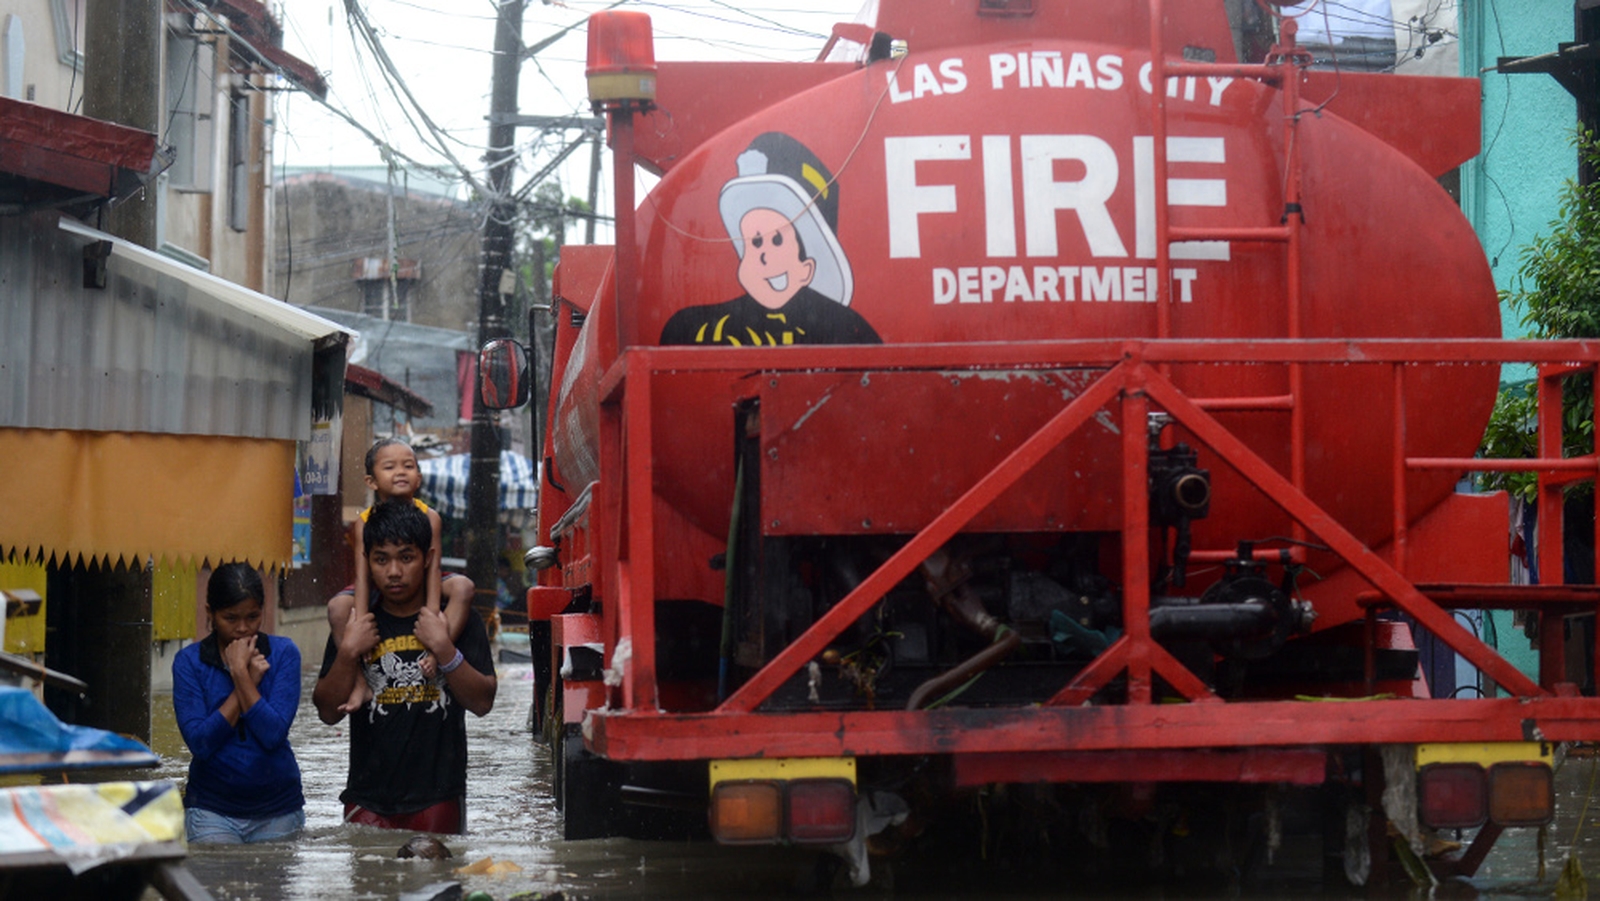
<box><xmin>313</xmin><ymin>500</ymin><xmax>497</xmax><ymax>834</ymax></box>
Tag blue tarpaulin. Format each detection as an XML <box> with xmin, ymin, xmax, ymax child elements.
<box><xmin>418</xmin><ymin>451</ymin><xmax>536</xmax><ymax>520</ymax></box>
<box><xmin>0</xmin><ymin>685</ymin><xmax>158</xmax><ymax>773</ymax></box>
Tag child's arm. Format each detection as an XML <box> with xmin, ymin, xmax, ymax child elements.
<box><xmin>350</xmin><ymin>517</ymin><xmax>369</xmax><ymax>621</ymax></box>
<box><xmin>425</xmin><ymin>511</ymin><xmax>444</xmax><ymax>614</ymax></box>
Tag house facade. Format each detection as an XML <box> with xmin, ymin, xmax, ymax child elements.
<box><xmin>0</xmin><ymin>0</ymin><xmax>334</xmax><ymax>740</ymax></box>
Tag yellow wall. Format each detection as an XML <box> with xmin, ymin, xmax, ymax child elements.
<box><xmin>0</xmin><ymin>559</ymin><xmax>200</xmax><ymax>652</ymax></box>
<box><xmin>153</xmin><ymin>561</ymin><xmax>198</xmax><ymax>642</ymax></box>
<box><xmin>0</xmin><ymin>560</ymin><xmax>47</xmax><ymax>655</ymax></box>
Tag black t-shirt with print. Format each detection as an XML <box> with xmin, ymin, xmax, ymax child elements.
<box><xmin>318</xmin><ymin>598</ymin><xmax>493</xmax><ymax>816</ymax></box>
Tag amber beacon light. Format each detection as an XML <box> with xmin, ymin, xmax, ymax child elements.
<box><xmin>586</xmin><ymin>11</ymin><xmax>656</xmax><ymax>108</ymax></box>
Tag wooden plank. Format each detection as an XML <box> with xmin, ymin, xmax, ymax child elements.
<box><xmin>148</xmin><ymin>861</ymin><xmax>216</xmax><ymax>901</ymax></box>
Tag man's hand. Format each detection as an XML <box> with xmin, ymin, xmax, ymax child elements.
<box><xmin>415</xmin><ymin>606</ymin><xmax>451</xmax><ymax>660</ymax></box>
<box><xmin>316</xmin><ymin>597</ymin><xmax>381</xmax><ymax>725</ymax></box>
<box><xmin>340</xmin><ymin>605</ymin><xmax>379</xmax><ymax>662</ymax></box>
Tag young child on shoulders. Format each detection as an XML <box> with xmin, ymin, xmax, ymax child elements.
<box><xmin>329</xmin><ymin>438</ymin><xmax>474</xmax><ymax>713</ymax></box>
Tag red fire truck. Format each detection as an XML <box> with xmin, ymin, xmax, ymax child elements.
<box><xmin>480</xmin><ymin>0</ymin><xmax>1598</xmax><ymax>887</ymax></box>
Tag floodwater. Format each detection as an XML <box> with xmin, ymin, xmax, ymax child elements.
<box><xmin>139</xmin><ymin>658</ymin><xmax>1600</xmax><ymax>901</ymax></box>
<box><xmin>143</xmin><ymin>659</ymin><xmax>830</xmax><ymax>901</ymax></box>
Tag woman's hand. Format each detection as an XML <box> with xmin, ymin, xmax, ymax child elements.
<box><xmin>248</xmin><ymin>649</ymin><xmax>271</xmax><ymax>685</ymax></box>
<box><xmin>219</xmin><ymin>636</ymin><xmax>268</xmax><ymax>722</ymax></box>
<box><xmin>223</xmin><ymin>637</ymin><xmax>259</xmax><ymax>679</ymax></box>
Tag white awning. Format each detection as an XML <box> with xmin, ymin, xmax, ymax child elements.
<box><xmin>58</xmin><ymin>218</ymin><xmax>350</xmax><ymax>344</ymax></box>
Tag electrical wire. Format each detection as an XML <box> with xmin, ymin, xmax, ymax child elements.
<box><xmin>343</xmin><ymin>0</ymin><xmax>489</xmax><ymax>193</ymax></box>
<box><xmin>643</xmin><ymin>52</ymin><xmax>903</xmax><ymax>249</ymax></box>
<box><xmin>266</xmin><ymin>0</ymin><xmax>863</xmax><ymax>227</ymax></box>
<box><xmin>171</xmin><ymin>0</ymin><xmax>472</xmax><ymax>191</ymax></box>
<box><xmin>1480</xmin><ymin>0</ymin><xmax>1516</xmax><ymax>269</ymax></box>
<box><xmin>388</xmin><ymin>0</ymin><xmax>498</xmax><ymax>21</ymax></box>
<box><xmin>280</xmin><ymin>96</ymin><xmax>294</xmax><ymax>303</ymax></box>
<box><xmin>1278</xmin><ymin>0</ymin><xmax>1459</xmax><ymax>73</ymax></box>
<box><xmin>65</xmin><ymin>0</ymin><xmax>81</xmax><ymax>114</ymax></box>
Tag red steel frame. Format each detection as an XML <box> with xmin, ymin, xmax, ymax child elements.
<box><xmin>581</xmin><ymin>338</ymin><xmax>1600</xmax><ymax>763</ymax></box>
<box><xmin>569</xmin><ymin>0</ymin><xmax>1600</xmax><ymax>774</ymax></box>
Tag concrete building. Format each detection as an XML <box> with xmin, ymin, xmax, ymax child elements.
<box><xmin>275</xmin><ymin>170</ymin><xmax>482</xmax><ymax>333</ymax></box>
<box><xmin>0</xmin><ymin>0</ymin><xmax>334</xmax><ymax>740</ymax></box>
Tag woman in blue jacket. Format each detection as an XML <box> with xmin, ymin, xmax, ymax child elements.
<box><xmin>172</xmin><ymin>562</ymin><xmax>306</xmax><ymax>843</ymax></box>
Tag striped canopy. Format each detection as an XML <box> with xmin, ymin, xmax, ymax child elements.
<box><xmin>418</xmin><ymin>451</ymin><xmax>537</xmax><ymax>519</ymax></box>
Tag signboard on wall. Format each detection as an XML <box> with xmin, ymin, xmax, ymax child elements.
<box><xmin>303</xmin><ymin>414</ymin><xmax>342</xmax><ymax>495</ymax></box>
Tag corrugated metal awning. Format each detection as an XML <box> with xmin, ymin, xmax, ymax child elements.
<box><xmin>60</xmin><ymin>218</ymin><xmax>349</xmax><ymax>345</ymax></box>
<box><xmin>0</xmin><ymin>97</ymin><xmax>160</xmax><ymax>215</ymax></box>
<box><xmin>204</xmin><ymin>0</ymin><xmax>329</xmax><ymax>98</ymax></box>
<box><xmin>0</xmin><ymin>217</ymin><xmax>351</xmax><ymax>442</ymax></box>
<box><xmin>309</xmin><ymin>307</ymin><xmax>472</xmax><ymax>431</ymax></box>
<box><xmin>346</xmin><ymin>363</ymin><xmax>435</xmax><ymax>418</ymax></box>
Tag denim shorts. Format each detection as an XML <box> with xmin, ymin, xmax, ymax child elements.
<box><xmin>185</xmin><ymin>806</ymin><xmax>305</xmax><ymax>844</ymax></box>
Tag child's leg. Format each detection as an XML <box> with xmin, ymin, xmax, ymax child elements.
<box><xmin>442</xmin><ymin>573</ymin><xmax>475</xmax><ymax>643</ymax></box>
<box><xmin>327</xmin><ymin>589</ymin><xmax>373</xmax><ymax>713</ymax></box>
<box><xmin>418</xmin><ymin>574</ymin><xmax>475</xmax><ymax>680</ymax></box>
<box><xmin>351</xmin><ymin>518</ymin><xmax>370</xmax><ymax>618</ymax></box>
<box><xmin>426</xmin><ymin>547</ymin><xmax>443</xmax><ymax>614</ymax></box>
<box><xmin>339</xmin><ymin>521</ymin><xmax>372</xmax><ymax>713</ymax></box>
<box><xmin>341</xmin><ymin>520</ymin><xmax>374</xmax><ymax>712</ymax></box>
<box><xmin>425</xmin><ymin>516</ymin><xmax>444</xmax><ymax>614</ymax></box>
<box><xmin>327</xmin><ymin>592</ymin><xmax>354</xmax><ymax>640</ymax></box>
<box><xmin>415</xmin><ymin>516</ymin><xmax>448</xmax><ymax>679</ymax></box>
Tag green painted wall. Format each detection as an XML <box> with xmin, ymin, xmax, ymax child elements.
<box><xmin>1460</xmin><ymin>3</ymin><xmax>1575</xmax><ymax>684</ymax></box>
<box><xmin>1461</xmin><ymin>2</ymin><xmax>1576</xmax><ymax>340</ymax></box>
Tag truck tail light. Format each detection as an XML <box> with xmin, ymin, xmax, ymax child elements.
<box><xmin>1488</xmin><ymin>762</ymin><xmax>1554</xmax><ymax>826</ymax></box>
<box><xmin>709</xmin><ymin>781</ymin><xmax>782</xmax><ymax>844</ymax></box>
<box><xmin>787</xmin><ymin>779</ymin><xmax>856</xmax><ymax>844</ymax></box>
<box><xmin>1418</xmin><ymin>762</ymin><xmax>1487</xmax><ymax>829</ymax></box>
<box><xmin>708</xmin><ymin>779</ymin><xmax>858</xmax><ymax>845</ymax></box>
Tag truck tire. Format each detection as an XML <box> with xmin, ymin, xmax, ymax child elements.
<box><xmin>558</xmin><ymin>723</ymin><xmax>625</xmax><ymax>840</ymax></box>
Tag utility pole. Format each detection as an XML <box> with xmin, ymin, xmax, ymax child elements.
<box><xmin>465</xmin><ymin>0</ymin><xmax>525</xmax><ymax>608</ymax></box>
<box><xmin>586</xmin><ymin>132</ymin><xmax>603</xmax><ymax>245</ymax></box>
<box><xmin>83</xmin><ymin>0</ymin><xmax>159</xmax><ymax>245</ymax></box>
<box><xmin>44</xmin><ymin>0</ymin><xmax>162</xmax><ymax>743</ymax></box>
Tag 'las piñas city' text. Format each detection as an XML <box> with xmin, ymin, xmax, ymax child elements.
<box><xmin>880</xmin><ymin>50</ymin><xmax>1237</xmax><ymax>308</ymax></box>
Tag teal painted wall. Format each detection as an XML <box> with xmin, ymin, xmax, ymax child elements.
<box><xmin>1461</xmin><ymin>2</ymin><xmax>1575</xmax><ymax>340</ymax></box>
<box><xmin>1460</xmin><ymin>3</ymin><xmax>1575</xmax><ymax>685</ymax></box>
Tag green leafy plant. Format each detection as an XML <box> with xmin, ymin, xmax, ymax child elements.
<box><xmin>1477</xmin><ymin>380</ymin><xmax>1538</xmax><ymax>501</ymax></box>
<box><xmin>1479</xmin><ymin>129</ymin><xmax>1600</xmax><ymax>500</ymax></box>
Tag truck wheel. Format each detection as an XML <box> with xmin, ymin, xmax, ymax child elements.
<box><xmin>549</xmin><ymin>677</ymin><xmax>565</xmax><ymax>811</ymax></box>
<box><xmin>559</xmin><ymin>723</ymin><xmax>625</xmax><ymax>840</ymax></box>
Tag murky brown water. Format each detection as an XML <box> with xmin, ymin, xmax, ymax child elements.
<box><xmin>143</xmin><ymin>660</ymin><xmax>831</xmax><ymax>901</ymax></box>
<box><xmin>139</xmin><ymin>660</ymin><xmax>1600</xmax><ymax>900</ymax></box>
